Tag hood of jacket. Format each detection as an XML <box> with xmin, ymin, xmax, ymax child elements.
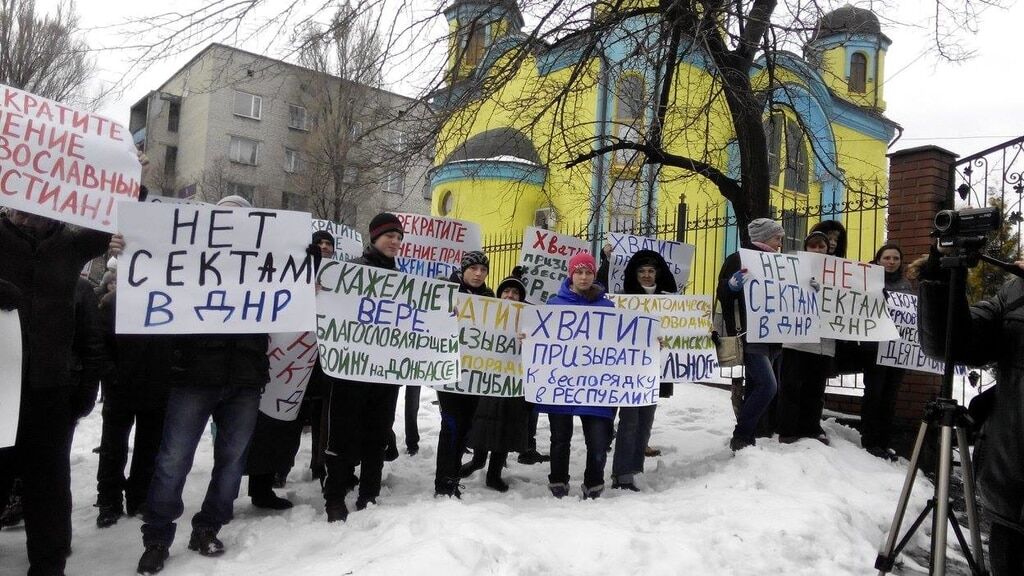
<box><xmin>622</xmin><ymin>249</ymin><xmax>677</xmax><ymax>294</ymax></box>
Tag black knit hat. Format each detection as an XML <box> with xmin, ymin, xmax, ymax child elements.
<box><xmin>461</xmin><ymin>250</ymin><xmax>489</xmax><ymax>272</ymax></box>
<box><xmin>368</xmin><ymin>212</ymin><xmax>404</xmax><ymax>243</ymax></box>
<box><xmin>312</xmin><ymin>230</ymin><xmax>335</xmax><ymax>247</ymax></box>
<box><xmin>496</xmin><ymin>276</ymin><xmax>527</xmax><ymax>302</ymax></box>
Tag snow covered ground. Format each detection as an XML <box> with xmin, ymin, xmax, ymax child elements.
<box><xmin>1</xmin><ymin>384</ymin><xmax>974</xmax><ymax>575</ymax></box>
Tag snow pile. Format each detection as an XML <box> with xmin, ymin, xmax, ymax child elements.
<box><xmin>1</xmin><ymin>385</ymin><xmax>955</xmax><ymax>575</ymax></box>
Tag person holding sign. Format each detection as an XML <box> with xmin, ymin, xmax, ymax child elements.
<box><xmin>611</xmin><ymin>250</ymin><xmax>678</xmax><ymax>492</ymax></box>
<box><xmin>536</xmin><ymin>253</ymin><xmax>616</xmax><ymax>500</ymax></box>
<box><xmin>462</xmin><ymin>275</ymin><xmax>532</xmax><ymax>493</ymax></box>
<box><xmin>859</xmin><ymin>243</ymin><xmax>913</xmax><ymax>461</ymax></box>
<box><xmin>0</xmin><ymin>208</ymin><xmax>110</xmax><ymax>576</ymax></box>
<box><xmin>313</xmin><ymin>230</ymin><xmax>335</xmax><ymax>259</ymax></box>
<box><xmin>717</xmin><ymin>218</ymin><xmax>785</xmax><ymax>451</ymax></box>
<box><xmin>133</xmin><ymin>195</ymin><xmax>273</xmax><ymax>574</ymax></box>
<box><xmin>321</xmin><ymin>213</ymin><xmax>407</xmax><ymax>522</ymax></box>
<box><xmin>435</xmin><ymin>251</ymin><xmax>494</xmax><ymax>497</ymax></box>
<box><xmin>777</xmin><ymin>231</ymin><xmax>834</xmax><ymax>445</ymax></box>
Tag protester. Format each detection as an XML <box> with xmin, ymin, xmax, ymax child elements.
<box><xmin>536</xmin><ymin>253</ymin><xmax>616</xmax><ymax>499</ymax></box>
<box><xmin>918</xmin><ymin>245</ymin><xmax>1024</xmax><ymax>576</ymax></box>
<box><xmin>131</xmin><ymin>195</ymin><xmax>272</xmax><ymax>575</ymax></box>
<box><xmin>858</xmin><ymin>243</ymin><xmax>912</xmax><ymax>461</ymax></box>
<box><xmin>0</xmin><ymin>207</ymin><xmax>111</xmax><ymax>576</ymax></box>
<box><xmin>717</xmin><ymin>218</ymin><xmax>785</xmax><ymax>451</ymax></box>
<box><xmin>462</xmin><ymin>275</ymin><xmax>531</xmax><ymax>492</ymax></box>
<box><xmin>322</xmin><ymin>213</ymin><xmax>406</xmax><ymax>521</ymax></box>
<box><xmin>776</xmin><ymin>231</ymin><xmax>834</xmax><ymax>445</ymax></box>
<box><xmin>505</xmin><ymin>266</ymin><xmax>550</xmax><ymax>466</ymax></box>
<box><xmin>809</xmin><ymin>219</ymin><xmax>848</xmax><ymax>258</ymax></box>
<box><xmin>611</xmin><ymin>250</ymin><xmax>678</xmax><ymax>491</ymax></box>
<box><xmin>435</xmin><ymin>251</ymin><xmax>494</xmax><ymax>497</ymax></box>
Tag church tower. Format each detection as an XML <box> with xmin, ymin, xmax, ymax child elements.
<box><xmin>444</xmin><ymin>1</ymin><xmax>524</xmax><ymax>81</ymax></box>
<box><xmin>804</xmin><ymin>4</ymin><xmax>891</xmax><ymax>112</ymax></box>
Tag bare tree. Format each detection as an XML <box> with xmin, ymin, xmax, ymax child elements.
<box><xmin>0</xmin><ymin>0</ymin><xmax>96</xmax><ymax>107</ymax></box>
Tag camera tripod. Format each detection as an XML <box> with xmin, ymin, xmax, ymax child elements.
<box><xmin>871</xmin><ymin>245</ymin><xmax>1024</xmax><ymax>576</ymax></box>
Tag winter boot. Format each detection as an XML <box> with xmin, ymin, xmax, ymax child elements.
<box><xmin>187</xmin><ymin>528</ymin><xmax>225</xmax><ymax>557</ymax></box>
<box><xmin>136</xmin><ymin>544</ymin><xmax>169</xmax><ymax>575</ymax></box>
<box><xmin>459</xmin><ymin>452</ymin><xmax>487</xmax><ymax>478</ymax></box>
<box><xmin>96</xmin><ymin>502</ymin><xmax>124</xmax><ymax>528</ymax></box>
<box><xmin>581</xmin><ymin>483</ymin><xmax>604</xmax><ymax>500</ymax></box>
<box><xmin>548</xmin><ymin>482</ymin><xmax>570</xmax><ymax>499</ymax></box>
<box><xmin>273</xmin><ymin>472</ymin><xmax>288</xmax><ymax>489</ymax></box>
<box><xmin>355</xmin><ymin>496</ymin><xmax>376</xmax><ymax>511</ymax></box>
<box><xmin>434</xmin><ymin>478</ymin><xmax>463</xmax><ymax>499</ymax></box>
<box><xmin>517</xmin><ymin>449</ymin><xmax>549</xmax><ymax>465</ymax></box>
<box><xmin>485</xmin><ymin>454</ymin><xmax>509</xmax><ymax>492</ymax></box>
<box><xmin>249</xmin><ymin>473</ymin><xmax>293</xmax><ymax>510</ymax></box>
<box><xmin>325</xmin><ymin>498</ymin><xmax>349</xmax><ymax>523</ymax></box>
<box><xmin>0</xmin><ymin>480</ymin><xmax>24</xmax><ymax>528</ymax></box>
<box><xmin>611</xmin><ymin>480</ymin><xmax>640</xmax><ymax>492</ymax></box>
<box><xmin>644</xmin><ymin>446</ymin><xmax>662</xmax><ymax>457</ymax></box>
<box><xmin>729</xmin><ymin>436</ymin><xmax>755</xmax><ymax>452</ymax></box>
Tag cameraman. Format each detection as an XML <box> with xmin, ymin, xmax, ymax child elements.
<box><xmin>918</xmin><ymin>246</ymin><xmax>1024</xmax><ymax>575</ymax></box>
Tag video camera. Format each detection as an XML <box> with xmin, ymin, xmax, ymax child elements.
<box><xmin>933</xmin><ymin>206</ymin><xmax>1001</xmax><ymax>249</ymax></box>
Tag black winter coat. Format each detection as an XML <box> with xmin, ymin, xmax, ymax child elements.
<box><xmin>919</xmin><ymin>273</ymin><xmax>1024</xmax><ymax>530</ymax></box>
<box><xmin>622</xmin><ymin>250</ymin><xmax>677</xmax><ymax>397</ymax></box>
<box><xmin>0</xmin><ymin>216</ymin><xmax>110</xmax><ymax>388</ymax></box>
<box><xmin>468</xmin><ymin>395</ymin><xmax>530</xmax><ymax>453</ymax></box>
<box><xmin>169</xmin><ymin>332</ymin><xmax>269</xmax><ymax>389</ymax></box>
<box><xmin>716</xmin><ymin>250</ymin><xmax>747</xmax><ymax>337</ymax></box>
<box><xmin>99</xmin><ymin>296</ymin><xmax>173</xmax><ymax>409</ymax></box>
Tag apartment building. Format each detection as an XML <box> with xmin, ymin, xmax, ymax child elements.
<box><xmin>128</xmin><ymin>43</ymin><xmax>432</xmax><ymax>231</ymax></box>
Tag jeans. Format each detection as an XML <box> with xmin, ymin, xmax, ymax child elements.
<box><xmin>96</xmin><ymin>396</ymin><xmax>166</xmax><ymax>510</ymax></box>
<box><xmin>989</xmin><ymin>521</ymin><xmax>1024</xmax><ymax>576</ymax></box>
<box><xmin>733</xmin><ymin>343</ymin><xmax>782</xmax><ymax>442</ymax></box>
<box><xmin>548</xmin><ymin>414</ymin><xmax>613</xmax><ymax>488</ymax></box>
<box><xmin>434</xmin><ymin>391</ymin><xmax>479</xmax><ymax>488</ymax></box>
<box><xmin>612</xmin><ymin>405</ymin><xmax>657</xmax><ymax>483</ymax></box>
<box><xmin>141</xmin><ymin>385</ymin><xmax>259</xmax><ymax>546</ymax></box>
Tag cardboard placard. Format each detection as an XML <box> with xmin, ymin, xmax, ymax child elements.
<box><xmin>518</xmin><ymin>227</ymin><xmax>590</xmax><ymax>304</ymax></box>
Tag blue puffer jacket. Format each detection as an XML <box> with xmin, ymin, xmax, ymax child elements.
<box><xmin>535</xmin><ymin>277</ymin><xmax>616</xmax><ymax>419</ymax></box>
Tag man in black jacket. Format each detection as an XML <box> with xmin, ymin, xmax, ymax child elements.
<box><xmin>919</xmin><ymin>250</ymin><xmax>1024</xmax><ymax>576</ymax></box>
<box><xmin>131</xmin><ymin>196</ymin><xmax>271</xmax><ymax>575</ymax></box>
<box><xmin>0</xmin><ymin>208</ymin><xmax>111</xmax><ymax>576</ymax></box>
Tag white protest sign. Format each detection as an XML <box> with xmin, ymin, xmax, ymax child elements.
<box><xmin>739</xmin><ymin>249</ymin><xmax>821</xmax><ymax>343</ymax></box>
<box><xmin>0</xmin><ymin>84</ymin><xmax>141</xmax><ymax>231</ymax></box>
<box><xmin>610</xmin><ymin>294</ymin><xmax>719</xmax><ymax>383</ymax></box>
<box><xmin>147</xmin><ymin>195</ymin><xmax>207</xmax><ymax>206</ymax></box>
<box><xmin>259</xmin><ymin>331</ymin><xmax>318</xmax><ymax>421</ymax></box>
<box><xmin>0</xmin><ymin>310</ymin><xmax>21</xmax><ymax>448</ymax></box>
<box><xmin>519</xmin><ymin>227</ymin><xmax>590</xmax><ymax>304</ymax></box>
<box><xmin>521</xmin><ymin>305</ymin><xmax>661</xmax><ymax>407</ymax></box>
<box><xmin>803</xmin><ymin>253</ymin><xmax>899</xmax><ymax>341</ymax></box>
<box><xmin>393</xmin><ymin>213</ymin><xmax>481</xmax><ymax>279</ymax></box>
<box><xmin>607</xmin><ymin>233</ymin><xmax>695</xmax><ymax>293</ymax></box>
<box><xmin>876</xmin><ymin>292</ymin><xmax>948</xmax><ymax>374</ymax></box>
<box><xmin>312</xmin><ymin>218</ymin><xmax>362</xmax><ymax>262</ymax></box>
<box><xmin>315</xmin><ymin>261</ymin><xmax>460</xmax><ymax>385</ymax></box>
<box><xmin>115</xmin><ymin>202</ymin><xmax>316</xmax><ymax>334</ymax></box>
<box><xmin>439</xmin><ymin>293</ymin><xmax>525</xmax><ymax>397</ymax></box>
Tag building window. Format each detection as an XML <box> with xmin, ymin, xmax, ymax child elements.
<box><xmin>350</xmin><ymin>121</ymin><xmax>363</xmax><ymax>138</ymax></box>
<box><xmin>783</xmin><ymin>120</ymin><xmax>809</xmax><ymax>194</ymax></box>
<box><xmin>233</xmin><ymin>91</ymin><xmax>262</xmax><ymax>119</ymax></box>
<box><xmin>438</xmin><ymin>190</ymin><xmax>453</xmax><ymax>216</ymax></box>
<box><xmin>288</xmin><ymin>104</ymin><xmax>308</xmax><ymax>130</ymax></box>
<box><xmin>342</xmin><ymin>166</ymin><xmax>359</xmax><ymax>185</ymax></box>
<box><xmin>461</xmin><ymin>24</ymin><xmax>486</xmax><ymax>70</ymax></box>
<box><xmin>849</xmin><ymin>52</ymin><xmax>868</xmax><ymax>94</ymax></box>
<box><xmin>383</xmin><ymin>171</ymin><xmax>404</xmax><ymax>195</ymax></box>
<box><xmin>167</xmin><ymin>101</ymin><xmax>180</xmax><ymax>133</ymax></box>
<box><xmin>777</xmin><ymin>208</ymin><xmax>808</xmax><ymax>253</ymax></box>
<box><xmin>284</xmin><ymin>148</ymin><xmax>301</xmax><ymax>173</ymax></box>
<box><xmin>764</xmin><ymin>112</ymin><xmax>783</xmax><ymax>182</ymax></box>
<box><xmin>608</xmin><ymin>176</ymin><xmax>639</xmax><ymax>232</ymax></box>
<box><xmin>339</xmin><ymin>202</ymin><xmax>358</xmax><ymax>227</ymax></box>
<box><xmin>282</xmin><ymin>191</ymin><xmax>307</xmax><ymax>211</ymax></box>
<box><xmin>226</xmin><ymin>182</ymin><xmax>255</xmax><ymax>202</ymax></box>
<box><xmin>163</xmin><ymin>145</ymin><xmax>177</xmax><ymax>178</ymax></box>
<box><xmin>613</xmin><ymin>73</ymin><xmax>645</xmax><ymax>167</ymax></box>
<box><xmin>229</xmin><ymin>136</ymin><xmax>260</xmax><ymax>166</ymax></box>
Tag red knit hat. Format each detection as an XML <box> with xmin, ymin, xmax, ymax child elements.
<box><xmin>567</xmin><ymin>252</ymin><xmax>596</xmax><ymax>274</ymax></box>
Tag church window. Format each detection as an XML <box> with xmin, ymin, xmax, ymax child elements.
<box><xmin>613</xmin><ymin>73</ymin><xmax>645</xmax><ymax>167</ymax></box>
<box><xmin>783</xmin><ymin>120</ymin><xmax>809</xmax><ymax>194</ymax></box>
<box><xmin>849</xmin><ymin>52</ymin><xmax>868</xmax><ymax>93</ymax></box>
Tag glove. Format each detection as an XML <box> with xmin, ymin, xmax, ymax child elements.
<box><xmin>728</xmin><ymin>270</ymin><xmax>746</xmax><ymax>292</ymax></box>
<box><xmin>305</xmin><ymin>242</ymin><xmax>323</xmax><ymax>273</ymax></box>
<box><xmin>809</xmin><ymin>277</ymin><xmax>821</xmax><ymax>291</ymax></box>
<box><xmin>0</xmin><ymin>280</ymin><xmax>22</xmax><ymax>311</ymax></box>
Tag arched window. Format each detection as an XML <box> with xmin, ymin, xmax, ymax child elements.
<box><xmin>613</xmin><ymin>74</ymin><xmax>645</xmax><ymax>167</ymax></box>
<box><xmin>849</xmin><ymin>52</ymin><xmax>868</xmax><ymax>93</ymax></box>
<box><xmin>460</xmin><ymin>24</ymin><xmax>486</xmax><ymax>71</ymax></box>
<box><xmin>763</xmin><ymin>112</ymin><xmax>784</xmax><ymax>185</ymax></box>
<box><xmin>783</xmin><ymin>120</ymin><xmax>809</xmax><ymax>194</ymax></box>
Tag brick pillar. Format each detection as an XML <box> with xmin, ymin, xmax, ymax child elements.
<box><xmin>886</xmin><ymin>145</ymin><xmax>958</xmax><ymax>424</ymax></box>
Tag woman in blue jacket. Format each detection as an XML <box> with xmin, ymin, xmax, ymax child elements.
<box><xmin>538</xmin><ymin>252</ymin><xmax>616</xmax><ymax>499</ymax></box>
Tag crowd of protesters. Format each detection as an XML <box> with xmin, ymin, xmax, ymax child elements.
<box><xmin>2</xmin><ymin>196</ymin><xmax>1018</xmax><ymax>576</ymax></box>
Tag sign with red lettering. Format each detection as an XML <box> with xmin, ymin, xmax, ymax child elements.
<box><xmin>312</xmin><ymin>218</ymin><xmax>362</xmax><ymax>262</ymax></box>
<box><xmin>0</xmin><ymin>84</ymin><xmax>141</xmax><ymax>231</ymax></box>
<box><xmin>607</xmin><ymin>233</ymin><xmax>694</xmax><ymax>293</ymax></box>
<box><xmin>115</xmin><ymin>202</ymin><xmax>317</xmax><ymax>334</ymax></box>
<box><xmin>393</xmin><ymin>213</ymin><xmax>481</xmax><ymax>279</ymax></box>
<box><xmin>804</xmin><ymin>253</ymin><xmax>899</xmax><ymax>341</ymax></box>
<box><xmin>518</xmin><ymin>227</ymin><xmax>590</xmax><ymax>304</ymax></box>
<box><xmin>259</xmin><ymin>331</ymin><xmax>318</xmax><ymax>421</ymax></box>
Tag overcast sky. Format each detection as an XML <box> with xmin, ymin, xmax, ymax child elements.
<box><xmin>48</xmin><ymin>0</ymin><xmax>1024</xmax><ymax>160</ymax></box>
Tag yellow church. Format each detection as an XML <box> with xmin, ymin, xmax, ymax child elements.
<box><xmin>428</xmin><ymin>1</ymin><xmax>897</xmax><ymax>292</ymax></box>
